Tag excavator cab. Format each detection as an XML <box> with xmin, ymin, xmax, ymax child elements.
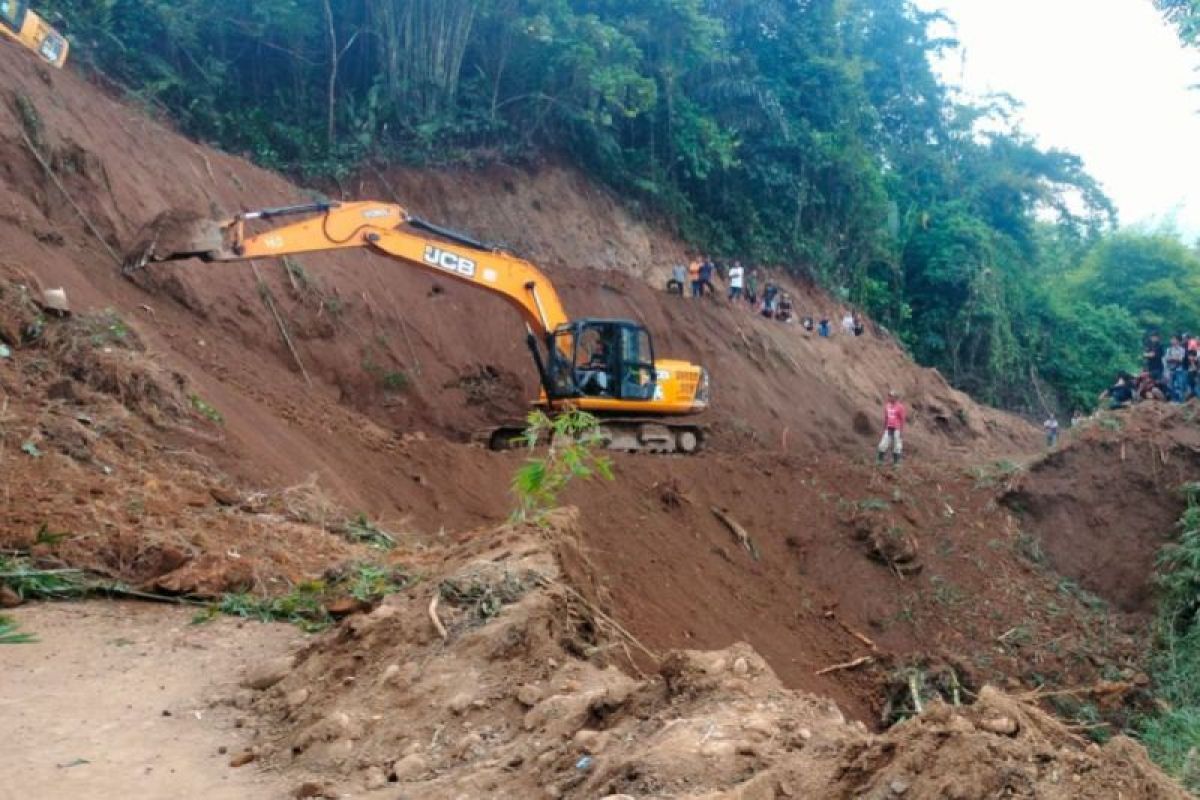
<box><xmin>546</xmin><ymin>320</ymin><xmax>656</xmax><ymax>402</ymax></box>
<box><xmin>0</xmin><ymin>1</ymin><xmax>69</xmax><ymax>67</ymax></box>
<box><xmin>0</xmin><ymin>1</ymin><xmax>25</xmax><ymax>30</ymax></box>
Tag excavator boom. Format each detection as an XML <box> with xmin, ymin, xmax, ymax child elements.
<box><xmin>128</xmin><ymin>200</ymin><xmax>710</xmax><ymax>454</ymax></box>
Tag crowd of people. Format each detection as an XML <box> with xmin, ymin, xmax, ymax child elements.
<box><xmin>668</xmin><ymin>255</ymin><xmax>892</xmax><ymax>466</ymax></box>
<box><xmin>1100</xmin><ymin>331</ymin><xmax>1200</xmax><ymax>410</ymax></box>
<box><xmin>667</xmin><ymin>256</ymin><xmax>866</xmax><ymax>337</ymax></box>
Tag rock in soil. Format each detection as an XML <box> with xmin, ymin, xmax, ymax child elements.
<box><xmin>242</xmin><ymin>656</ymin><xmax>294</xmax><ymax>691</ymax></box>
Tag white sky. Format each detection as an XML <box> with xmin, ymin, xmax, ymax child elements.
<box><xmin>914</xmin><ymin>0</ymin><xmax>1200</xmax><ymax>239</ymax></box>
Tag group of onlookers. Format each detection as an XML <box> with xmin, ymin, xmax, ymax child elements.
<box><xmin>1100</xmin><ymin>331</ymin><xmax>1200</xmax><ymax>410</ymax></box>
<box><xmin>667</xmin><ymin>256</ymin><xmax>865</xmax><ymax>337</ymax></box>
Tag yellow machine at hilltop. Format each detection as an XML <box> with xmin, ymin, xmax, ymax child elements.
<box><xmin>0</xmin><ymin>1</ymin><xmax>68</xmax><ymax>67</ymax></box>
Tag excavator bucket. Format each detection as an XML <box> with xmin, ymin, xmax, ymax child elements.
<box><xmin>122</xmin><ymin>210</ymin><xmax>230</xmax><ymax>272</ymax></box>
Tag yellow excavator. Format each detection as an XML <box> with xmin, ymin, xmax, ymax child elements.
<box><xmin>128</xmin><ymin>200</ymin><xmax>710</xmax><ymax>454</ymax></box>
<box><xmin>0</xmin><ymin>2</ymin><xmax>68</xmax><ymax>67</ymax></box>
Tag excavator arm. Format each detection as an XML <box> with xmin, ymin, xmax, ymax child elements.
<box><xmin>197</xmin><ymin>201</ymin><xmax>570</xmax><ymax>337</ymax></box>
<box><xmin>130</xmin><ymin>199</ymin><xmax>710</xmax><ymax>453</ymax></box>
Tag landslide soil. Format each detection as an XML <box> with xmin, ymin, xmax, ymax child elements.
<box><xmin>1004</xmin><ymin>402</ymin><xmax>1200</xmax><ymax>613</ymax></box>
<box><xmin>237</xmin><ymin>512</ymin><xmax>1186</xmax><ymax>800</ymax></box>
<box><xmin>0</xmin><ymin>39</ymin><xmax>1186</xmax><ymax>796</ymax></box>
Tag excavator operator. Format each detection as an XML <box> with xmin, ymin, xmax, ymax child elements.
<box><xmin>576</xmin><ymin>333</ymin><xmax>612</xmax><ymax>397</ymax></box>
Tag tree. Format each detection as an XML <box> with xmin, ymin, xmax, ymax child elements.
<box><xmin>1073</xmin><ymin>233</ymin><xmax>1200</xmax><ymax>335</ymax></box>
<box><xmin>1157</xmin><ymin>0</ymin><xmax>1200</xmax><ymax>46</ymax></box>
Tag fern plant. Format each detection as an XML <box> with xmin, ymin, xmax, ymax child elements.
<box><xmin>511</xmin><ymin>409</ymin><xmax>613</xmax><ymax>524</ymax></box>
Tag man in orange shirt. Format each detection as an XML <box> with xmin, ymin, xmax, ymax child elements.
<box><xmin>688</xmin><ymin>257</ymin><xmax>702</xmax><ymax>298</ymax></box>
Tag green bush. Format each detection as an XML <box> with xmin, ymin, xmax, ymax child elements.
<box><xmin>1138</xmin><ymin>484</ymin><xmax>1200</xmax><ymax>790</ymax></box>
<box><xmin>510</xmin><ymin>409</ymin><xmax>612</xmax><ymax>524</ymax></box>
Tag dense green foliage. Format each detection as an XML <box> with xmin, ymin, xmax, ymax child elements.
<box><xmin>1138</xmin><ymin>483</ymin><xmax>1200</xmax><ymax>791</ymax></box>
<box><xmin>1159</xmin><ymin>0</ymin><xmax>1200</xmax><ymax>46</ymax></box>
<box><xmin>1073</xmin><ymin>234</ymin><xmax>1200</xmax><ymax>335</ymax></box>
<box><xmin>33</xmin><ymin>0</ymin><xmax>1199</xmax><ymax>409</ymax></box>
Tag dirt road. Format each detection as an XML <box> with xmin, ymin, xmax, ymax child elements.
<box><xmin>1</xmin><ymin>601</ymin><xmax>299</xmax><ymax>800</ymax></box>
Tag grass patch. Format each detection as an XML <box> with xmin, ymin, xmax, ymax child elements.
<box><xmin>83</xmin><ymin>310</ymin><xmax>131</xmax><ymax>347</ymax></box>
<box><xmin>283</xmin><ymin>257</ymin><xmax>312</xmax><ymax>291</ymax></box>
<box><xmin>1015</xmin><ymin>531</ymin><xmax>1047</xmax><ymax>566</ymax></box>
<box><xmin>34</xmin><ymin>523</ymin><xmax>70</xmax><ymax>547</ymax></box>
<box><xmin>1056</xmin><ymin>578</ymin><xmax>1107</xmax><ymax>613</ymax></box>
<box><xmin>213</xmin><ymin>563</ymin><xmax>416</xmax><ymax>632</ymax></box>
<box><xmin>188</xmin><ymin>394</ymin><xmax>224</xmax><ymax>424</ymax></box>
<box><xmin>969</xmin><ymin>459</ymin><xmax>1023</xmax><ymax>489</ymax></box>
<box><xmin>929</xmin><ymin>575</ymin><xmax>967</xmax><ymax>608</ymax></box>
<box><xmin>218</xmin><ymin>583</ymin><xmax>331</xmax><ymax>632</ymax></box>
<box><xmin>0</xmin><ymin>557</ymin><xmax>88</xmax><ymax>600</ymax></box>
<box><xmin>858</xmin><ymin>497</ymin><xmax>890</xmax><ymax>512</ymax></box>
<box><xmin>342</xmin><ymin>514</ymin><xmax>397</xmax><ymax>550</ymax></box>
<box><xmin>381</xmin><ymin>370</ymin><xmax>408</xmax><ymax>391</ymax></box>
<box><xmin>362</xmin><ymin>355</ymin><xmax>410</xmax><ymax>392</ymax></box>
<box><xmin>0</xmin><ymin>614</ymin><xmax>36</xmax><ymax>644</ymax></box>
<box><xmin>321</xmin><ymin>296</ymin><xmax>344</xmax><ymax>317</ymax></box>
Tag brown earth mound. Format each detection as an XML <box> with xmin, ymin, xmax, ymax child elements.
<box><xmin>234</xmin><ymin>511</ymin><xmax>1184</xmax><ymax>799</ymax></box>
<box><xmin>1003</xmin><ymin>402</ymin><xmax>1200</xmax><ymax>613</ymax></box>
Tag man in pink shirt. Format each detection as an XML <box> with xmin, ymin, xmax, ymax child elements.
<box><xmin>877</xmin><ymin>390</ymin><xmax>906</xmax><ymax>466</ymax></box>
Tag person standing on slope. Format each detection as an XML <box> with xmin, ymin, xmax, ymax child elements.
<box><xmin>698</xmin><ymin>257</ymin><xmax>716</xmax><ymax>298</ymax></box>
<box><xmin>877</xmin><ymin>390</ymin><xmax>907</xmax><ymax>466</ymax></box>
<box><xmin>1043</xmin><ymin>415</ymin><xmax>1060</xmax><ymax>447</ymax></box>
<box><xmin>728</xmin><ymin>261</ymin><xmax>745</xmax><ymax>302</ymax></box>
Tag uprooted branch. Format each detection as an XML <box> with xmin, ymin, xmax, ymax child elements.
<box><xmin>815</xmin><ymin>655</ymin><xmax>874</xmax><ymax>676</ymax></box>
<box><xmin>711</xmin><ymin>507</ymin><xmax>760</xmax><ymax>560</ymax></box>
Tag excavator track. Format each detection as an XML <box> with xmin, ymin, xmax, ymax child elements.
<box><xmin>483</xmin><ymin>418</ymin><xmax>706</xmax><ymax>456</ymax></box>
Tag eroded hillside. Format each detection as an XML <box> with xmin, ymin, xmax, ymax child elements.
<box><xmin>0</xmin><ymin>41</ymin><xmax>1190</xmax><ymax>798</ymax></box>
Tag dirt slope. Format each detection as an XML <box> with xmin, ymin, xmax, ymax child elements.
<box><xmin>1004</xmin><ymin>403</ymin><xmax>1200</xmax><ymax>614</ymax></box>
<box><xmin>0</xmin><ymin>34</ymin><xmax>1173</xmax><ymax>772</ymax></box>
<box><xmin>0</xmin><ymin>44</ymin><xmax>1032</xmax><ymax>502</ymax></box>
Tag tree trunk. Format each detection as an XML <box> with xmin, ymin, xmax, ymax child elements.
<box><xmin>322</xmin><ymin>0</ymin><xmax>338</xmax><ymax>152</ymax></box>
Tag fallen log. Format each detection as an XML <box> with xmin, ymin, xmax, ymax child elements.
<box><xmin>711</xmin><ymin>507</ymin><xmax>760</xmax><ymax>560</ymax></box>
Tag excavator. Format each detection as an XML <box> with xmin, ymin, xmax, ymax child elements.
<box><xmin>0</xmin><ymin>1</ymin><xmax>68</xmax><ymax>67</ymax></box>
<box><xmin>128</xmin><ymin>200</ymin><xmax>710</xmax><ymax>454</ymax></box>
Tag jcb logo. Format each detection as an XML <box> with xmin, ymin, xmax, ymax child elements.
<box><xmin>423</xmin><ymin>246</ymin><xmax>477</xmax><ymax>278</ymax></box>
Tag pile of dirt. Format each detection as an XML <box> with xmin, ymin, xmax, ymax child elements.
<box><xmin>234</xmin><ymin>511</ymin><xmax>1184</xmax><ymax>799</ymax></box>
<box><xmin>1003</xmin><ymin>402</ymin><xmax>1200</xmax><ymax>614</ymax></box>
<box><xmin>0</xmin><ymin>272</ymin><xmax>373</xmax><ymax>596</ymax></box>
